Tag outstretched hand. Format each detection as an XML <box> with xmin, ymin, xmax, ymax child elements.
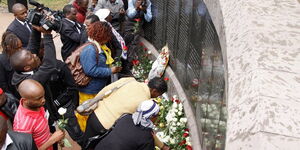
<box><xmin>32</xmin><ymin>25</ymin><xmax>52</xmax><ymax>34</ymax></box>
<box><xmin>111</xmin><ymin>66</ymin><xmax>122</xmax><ymax>74</ymax></box>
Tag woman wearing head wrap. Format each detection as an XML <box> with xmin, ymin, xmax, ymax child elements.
<box><xmin>94</xmin><ymin>100</ymin><xmax>159</xmax><ymax>150</ymax></box>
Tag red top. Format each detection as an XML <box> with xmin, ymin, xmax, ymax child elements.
<box><xmin>0</xmin><ymin>111</ymin><xmax>8</xmax><ymax>120</ymax></box>
<box><xmin>73</xmin><ymin>1</ymin><xmax>87</xmax><ymax>23</ymax></box>
<box><xmin>13</xmin><ymin>100</ymin><xmax>52</xmax><ymax>150</ymax></box>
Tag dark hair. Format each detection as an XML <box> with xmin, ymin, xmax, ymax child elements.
<box><xmin>1</xmin><ymin>31</ymin><xmax>21</xmax><ymax>57</ymax></box>
<box><xmin>148</xmin><ymin>77</ymin><xmax>168</xmax><ymax>94</ymax></box>
<box><xmin>86</xmin><ymin>14</ymin><xmax>100</xmax><ymax>23</ymax></box>
<box><xmin>88</xmin><ymin>21</ymin><xmax>112</xmax><ymax>44</ymax></box>
<box><xmin>10</xmin><ymin>49</ymin><xmax>27</xmax><ymax>72</ymax></box>
<box><xmin>63</xmin><ymin>4</ymin><xmax>74</xmax><ymax>16</ymax></box>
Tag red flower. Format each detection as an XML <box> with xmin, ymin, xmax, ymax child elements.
<box><xmin>175</xmin><ymin>99</ymin><xmax>181</xmax><ymax>104</ymax></box>
<box><xmin>139</xmin><ymin>42</ymin><xmax>144</xmax><ymax>46</ymax></box>
<box><xmin>123</xmin><ymin>46</ymin><xmax>128</xmax><ymax>51</ymax></box>
<box><xmin>183</xmin><ymin>132</ymin><xmax>189</xmax><ymax>137</ymax></box>
<box><xmin>134</xmin><ymin>18</ymin><xmax>141</xmax><ymax>22</ymax></box>
<box><xmin>191</xmin><ymin>79</ymin><xmax>199</xmax><ymax>87</ymax></box>
<box><xmin>186</xmin><ymin>145</ymin><xmax>193</xmax><ymax>150</ymax></box>
<box><xmin>144</xmin><ymin>47</ymin><xmax>148</xmax><ymax>51</ymax></box>
<box><xmin>179</xmin><ymin>140</ymin><xmax>186</xmax><ymax>146</ymax></box>
<box><xmin>164</xmin><ymin>77</ymin><xmax>169</xmax><ymax>81</ymax></box>
<box><xmin>0</xmin><ymin>88</ymin><xmax>3</xmax><ymax>95</ymax></box>
<box><xmin>184</xmin><ymin>128</ymin><xmax>189</xmax><ymax>132</ymax></box>
<box><xmin>132</xmin><ymin>60</ymin><xmax>140</xmax><ymax>66</ymax></box>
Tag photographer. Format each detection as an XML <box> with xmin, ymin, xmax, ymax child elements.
<box><xmin>9</xmin><ymin>25</ymin><xmax>63</xmax><ymax>148</ymax></box>
<box><xmin>127</xmin><ymin>0</ymin><xmax>152</xmax><ymax>22</ymax></box>
<box><xmin>94</xmin><ymin>0</ymin><xmax>126</xmax><ymax>32</ymax></box>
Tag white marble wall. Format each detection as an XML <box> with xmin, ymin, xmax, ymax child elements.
<box><xmin>204</xmin><ymin>0</ymin><xmax>300</xmax><ymax>149</ymax></box>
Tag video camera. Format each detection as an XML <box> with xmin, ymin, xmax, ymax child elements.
<box><xmin>27</xmin><ymin>0</ymin><xmax>63</xmax><ymax>32</ymax></box>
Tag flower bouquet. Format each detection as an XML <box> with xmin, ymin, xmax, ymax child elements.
<box><xmin>155</xmin><ymin>95</ymin><xmax>193</xmax><ymax>150</ymax></box>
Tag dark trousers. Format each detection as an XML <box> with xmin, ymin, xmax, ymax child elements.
<box><xmin>82</xmin><ymin>112</ymin><xmax>107</xmax><ymax>149</ymax></box>
<box><xmin>64</xmin><ymin>103</ymin><xmax>84</xmax><ymax>147</ymax></box>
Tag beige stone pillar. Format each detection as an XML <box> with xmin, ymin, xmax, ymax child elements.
<box><xmin>204</xmin><ymin>0</ymin><xmax>300</xmax><ymax>149</ymax></box>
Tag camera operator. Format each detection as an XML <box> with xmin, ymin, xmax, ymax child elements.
<box><xmin>94</xmin><ymin>0</ymin><xmax>126</xmax><ymax>33</ymax></box>
<box><xmin>127</xmin><ymin>0</ymin><xmax>152</xmax><ymax>22</ymax></box>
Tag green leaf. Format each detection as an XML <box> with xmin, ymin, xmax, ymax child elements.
<box><xmin>63</xmin><ymin>138</ymin><xmax>72</xmax><ymax>147</ymax></box>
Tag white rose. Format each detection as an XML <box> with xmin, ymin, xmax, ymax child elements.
<box><xmin>178</xmin><ymin>103</ymin><xmax>183</xmax><ymax>110</ymax></box>
<box><xmin>170</xmin><ymin>138</ymin><xmax>175</xmax><ymax>144</ymax></box>
<box><xmin>172</xmin><ymin>95</ymin><xmax>178</xmax><ymax>100</ymax></box>
<box><xmin>147</xmin><ymin>50</ymin><xmax>152</xmax><ymax>54</ymax></box>
<box><xmin>177</xmin><ymin>111</ymin><xmax>182</xmax><ymax>116</ymax></box>
<box><xmin>174</xmin><ymin>109</ymin><xmax>178</xmax><ymax>113</ymax></box>
<box><xmin>186</xmin><ymin>137</ymin><xmax>191</xmax><ymax>145</ymax></box>
<box><xmin>172</xmin><ymin>103</ymin><xmax>178</xmax><ymax>108</ymax></box>
<box><xmin>164</xmin><ymin>136</ymin><xmax>170</xmax><ymax>142</ymax></box>
<box><xmin>58</xmin><ymin>107</ymin><xmax>67</xmax><ymax>115</ymax></box>
<box><xmin>180</xmin><ymin>118</ymin><xmax>187</xmax><ymax>123</ymax></box>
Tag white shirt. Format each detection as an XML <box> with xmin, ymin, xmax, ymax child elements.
<box><xmin>1</xmin><ymin>134</ymin><xmax>13</xmax><ymax>150</ymax></box>
<box><xmin>21</xmin><ymin>71</ymin><xmax>34</xmax><ymax>75</ymax></box>
<box><xmin>65</xmin><ymin>18</ymin><xmax>81</xmax><ymax>34</ymax></box>
<box><xmin>16</xmin><ymin>18</ymin><xmax>31</xmax><ymax>32</ymax></box>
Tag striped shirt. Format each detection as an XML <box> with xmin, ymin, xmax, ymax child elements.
<box><xmin>13</xmin><ymin>100</ymin><xmax>52</xmax><ymax>150</ymax></box>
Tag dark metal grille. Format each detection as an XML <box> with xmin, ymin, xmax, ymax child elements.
<box><xmin>143</xmin><ymin>0</ymin><xmax>226</xmax><ymax>149</ymax></box>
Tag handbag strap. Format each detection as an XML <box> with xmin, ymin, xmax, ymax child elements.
<box><xmin>76</xmin><ymin>79</ymin><xmax>136</xmax><ymax>113</ymax></box>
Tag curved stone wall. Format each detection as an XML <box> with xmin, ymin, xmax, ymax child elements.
<box><xmin>204</xmin><ymin>0</ymin><xmax>300</xmax><ymax>149</ymax></box>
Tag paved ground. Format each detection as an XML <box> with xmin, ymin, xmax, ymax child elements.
<box><xmin>0</xmin><ymin>7</ymin><xmax>81</xmax><ymax>150</ymax></box>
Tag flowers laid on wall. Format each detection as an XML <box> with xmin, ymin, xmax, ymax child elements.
<box><xmin>132</xmin><ymin>43</ymin><xmax>192</xmax><ymax>149</ymax></box>
<box><xmin>132</xmin><ymin>43</ymin><xmax>154</xmax><ymax>81</ymax></box>
<box><xmin>155</xmin><ymin>95</ymin><xmax>192</xmax><ymax>150</ymax></box>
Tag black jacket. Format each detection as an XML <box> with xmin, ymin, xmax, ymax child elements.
<box><xmin>48</xmin><ymin>60</ymin><xmax>79</xmax><ymax>107</ymax></box>
<box><xmin>6</xmin><ymin>19</ymin><xmax>31</xmax><ymax>48</ymax></box>
<box><xmin>0</xmin><ymin>92</ymin><xmax>19</xmax><ymax>121</ymax></box>
<box><xmin>0</xmin><ymin>53</ymin><xmax>19</xmax><ymax>97</ymax></box>
<box><xmin>6</xmin><ymin>130</ymin><xmax>38</xmax><ymax>150</ymax></box>
<box><xmin>11</xmin><ymin>30</ymin><xmax>56</xmax><ymax>87</ymax></box>
<box><xmin>11</xmin><ymin>29</ymin><xmax>59</xmax><ymax>121</ymax></box>
<box><xmin>59</xmin><ymin>18</ymin><xmax>87</xmax><ymax>61</ymax></box>
<box><xmin>95</xmin><ymin>114</ymin><xmax>154</xmax><ymax>150</ymax></box>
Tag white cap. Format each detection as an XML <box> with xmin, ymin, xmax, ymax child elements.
<box><xmin>95</xmin><ymin>9</ymin><xmax>110</xmax><ymax>21</ymax></box>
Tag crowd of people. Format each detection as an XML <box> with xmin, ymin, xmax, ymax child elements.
<box><xmin>0</xmin><ymin>0</ymin><xmax>171</xmax><ymax>150</ymax></box>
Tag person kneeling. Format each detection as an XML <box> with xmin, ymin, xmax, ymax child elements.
<box><xmin>95</xmin><ymin>100</ymin><xmax>159</xmax><ymax>150</ymax></box>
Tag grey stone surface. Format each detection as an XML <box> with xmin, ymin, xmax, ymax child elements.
<box><xmin>204</xmin><ymin>0</ymin><xmax>300</xmax><ymax>149</ymax></box>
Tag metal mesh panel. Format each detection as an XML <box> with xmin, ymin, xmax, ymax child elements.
<box><xmin>142</xmin><ymin>0</ymin><xmax>226</xmax><ymax>149</ymax></box>
<box><xmin>176</xmin><ymin>0</ymin><xmax>190</xmax><ymax>67</ymax></box>
<box><xmin>153</xmin><ymin>0</ymin><xmax>166</xmax><ymax>49</ymax></box>
<box><xmin>166</xmin><ymin>0</ymin><xmax>179</xmax><ymax>52</ymax></box>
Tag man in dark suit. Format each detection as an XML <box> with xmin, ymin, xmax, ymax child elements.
<box><xmin>0</xmin><ymin>116</ymin><xmax>38</xmax><ymax>150</ymax></box>
<box><xmin>6</xmin><ymin>3</ymin><xmax>31</xmax><ymax>48</ymax></box>
<box><xmin>60</xmin><ymin>4</ymin><xmax>87</xmax><ymax>61</ymax></box>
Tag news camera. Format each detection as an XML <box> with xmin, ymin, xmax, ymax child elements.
<box><xmin>27</xmin><ymin>0</ymin><xmax>63</xmax><ymax>32</ymax></box>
